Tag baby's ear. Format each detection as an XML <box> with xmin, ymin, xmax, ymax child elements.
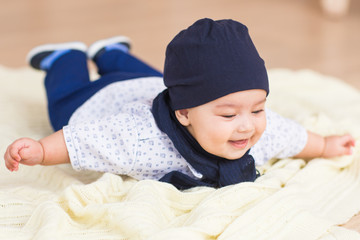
<box><xmin>175</xmin><ymin>109</ymin><xmax>191</xmax><ymax>126</ymax></box>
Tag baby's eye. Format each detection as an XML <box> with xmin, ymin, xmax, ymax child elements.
<box><xmin>222</xmin><ymin>115</ymin><xmax>236</xmax><ymax>118</ymax></box>
<box><xmin>252</xmin><ymin>109</ymin><xmax>264</xmax><ymax>114</ymax></box>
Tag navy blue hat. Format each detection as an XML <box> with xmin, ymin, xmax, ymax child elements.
<box><xmin>163</xmin><ymin>18</ymin><xmax>269</xmax><ymax>110</ymax></box>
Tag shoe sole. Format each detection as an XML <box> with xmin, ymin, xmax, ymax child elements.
<box><xmin>87</xmin><ymin>36</ymin><xmax>131</xmax><ymax>60</ymax></box>
<box><xmin>26</xmin><ymin>41</ymin><xmax>87</xmax><ymax>65</ymax></box>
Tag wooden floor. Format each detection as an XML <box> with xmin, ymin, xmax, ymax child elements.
<box><xmin>0</xmin><ymin>0</ymin><xmax>360</xmax><ymax>89</ymax></box>
<box><xmin>0</xmin><ymin>0</ymin><xmax>360</xmax><ymax>232</ymax></box>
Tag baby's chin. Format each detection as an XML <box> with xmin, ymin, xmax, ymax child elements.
<box><xmin>220</xmin><ymin>151</ymin><xmax>248</xmax><ymax>160</ymax></box>
<box><xmin>204</xmin><ymin>144</ymin><xmax>251</xmax><ymax>160</ymax></box>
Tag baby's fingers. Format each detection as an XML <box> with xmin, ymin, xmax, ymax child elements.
<box><xmin>342</xmin><ymin>134</ymin><xmax>355</xmax><ymax>145</ymax></box>
<box><xmin>343</xmin><ymin>146</ymin><xmax>353</xmax><ymax>155</ymax></box>
<box><xmin>4</xmin><ymin>138</ymin><xmax>32</xmax><ymax>171</ymax></box>
<box><xmin>5</xmin><ymin>160</ymin><xmax>19</xmax><ymax>172</ymax></box>
<box><xmin>4</xmin><ymin>147</ymin><xmax>20</xmax><ymax>171</ymax></box>
<box><xmin>9</xmin><ymin>140</ymin><xmax>28</xmax><ymax>160</ymax></box>
<box><xmin>342</xmin><ymin>134</ymin><xmax>355</xmax><ymax>155</ymax></box>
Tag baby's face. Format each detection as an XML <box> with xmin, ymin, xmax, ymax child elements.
<box><xmin>175</xmin><ymin>89</ymin><xmax>267</xmax><ymax>160</ymax></box>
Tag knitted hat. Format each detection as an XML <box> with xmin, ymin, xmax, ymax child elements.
<box><xmin>163</xmin><ymin>18</ymin><xmax>269</xmax><ymax>110</ymax></box>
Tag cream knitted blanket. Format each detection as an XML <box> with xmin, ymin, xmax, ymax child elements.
<box><xmin>0</xmin><ymin>66</ymin><xmax>359</xmax><ymax>240</ymax></box>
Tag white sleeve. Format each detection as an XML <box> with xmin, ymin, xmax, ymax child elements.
<box><xmin>63</xmin><ymin>112</ymin><xmax>138</xmax><ymax>175</ymax></box>
<box><xmin>250</xmin><ymin>109</ymin><xmax>308</xmax><ymax>165</ymax></box>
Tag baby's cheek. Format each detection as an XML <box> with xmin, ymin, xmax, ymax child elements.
<box><xmin>255</xmin><ymin>118</ymin><xmax>267</xmax><ymax>137</ymax></box>
<box><xmin>251</xmin><ymin>128</ymin><xmax>265</xmax><ymax>147</ymax></box>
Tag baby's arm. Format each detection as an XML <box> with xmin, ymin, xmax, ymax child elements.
<box><xmin>294</xmin><ymin>131</ymin><xmax>355</xmax><ymax>160</ymax></box>
<box><xmin>4</xmin><ymin>130</ymin><xmax>70</xmax><ymax>171</ymax></box>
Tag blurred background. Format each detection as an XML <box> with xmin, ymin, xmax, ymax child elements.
<box><xmin>0</xmin><ymin>0</ymin><xmax>359</xmax><ymax>89</ymax></box>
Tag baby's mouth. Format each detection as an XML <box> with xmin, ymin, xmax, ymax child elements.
<box><xmin>228</xmin><ymin>139</ymin><xmax>249</xmax><ymax>149</ymax></box>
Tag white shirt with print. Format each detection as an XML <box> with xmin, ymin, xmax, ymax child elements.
<box><xmin>63</xmin><ymin>77</ymin><xmax>307</xmax><ymax>181</ymax></box>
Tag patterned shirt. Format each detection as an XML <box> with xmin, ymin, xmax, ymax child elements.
<box><xmin>63</xmin><ymin>77</ymin><xmax>307</xmax><ymax>181</ymax></box>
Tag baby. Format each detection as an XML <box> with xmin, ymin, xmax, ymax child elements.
<box><xmin>4</xmin><ymin>18</ymin><xmax>355</xmax><ymax>189</ymax></box>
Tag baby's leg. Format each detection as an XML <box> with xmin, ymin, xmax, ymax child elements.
<box><xmin>90</xmin><ymin>36</ymin><xmax>163</xmax><ymax>78</ymax></box>
<box><xmin>46</xmin><ymin>49</ymin><xmax>162</xmax><ymax>131</ymax></box>
<box><xmin>43</xmin><ymin>50</ymin><xmax>93</xmax><ymax>130</ymax></box>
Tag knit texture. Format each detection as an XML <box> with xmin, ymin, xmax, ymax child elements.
<box><xmin>0</xmin><ymin>66</ymin><xmax>359</xmax><ymax>239</ymax></box>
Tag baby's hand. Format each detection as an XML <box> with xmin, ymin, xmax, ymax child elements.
<box><xmin>322</xmin><ymin>134</ymin><xmax>356</xmax><ymax>158</ymax></box>
<box><xmin>4</xmin><ymin>138</ymin><xmax>44</xmax><ymax>172</ymax></box>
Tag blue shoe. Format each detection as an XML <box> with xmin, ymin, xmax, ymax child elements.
<box><xmin>26</xmin><ymin>41</ymin><xmax>87</xmax><ymax>70</ymax></box>
<box><xmin>87</xmin><ymin>36</ymin><xmax>131</xmax><ymax>61</ymax></box>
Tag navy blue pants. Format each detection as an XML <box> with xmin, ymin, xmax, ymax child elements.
<box><xmin>44</xmin><ymin>49</ymin><xmax>163</xmax><ymax>131</ymax></box>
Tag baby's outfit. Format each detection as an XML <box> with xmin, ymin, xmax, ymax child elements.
<box><xmin>43</xmin><ymin>50</ymin><xmax>308</xmax><ymax>182</ymax></box>
<box><xmin>64</xmin><ymin>76</ymin><xmax>307</xmax><ymax>181</ymax></box>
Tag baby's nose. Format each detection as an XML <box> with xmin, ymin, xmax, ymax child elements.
<box><xmin>236</xmin><ymin>115</ymin><xmax>254</xmax><ymax>133</ymax></box>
